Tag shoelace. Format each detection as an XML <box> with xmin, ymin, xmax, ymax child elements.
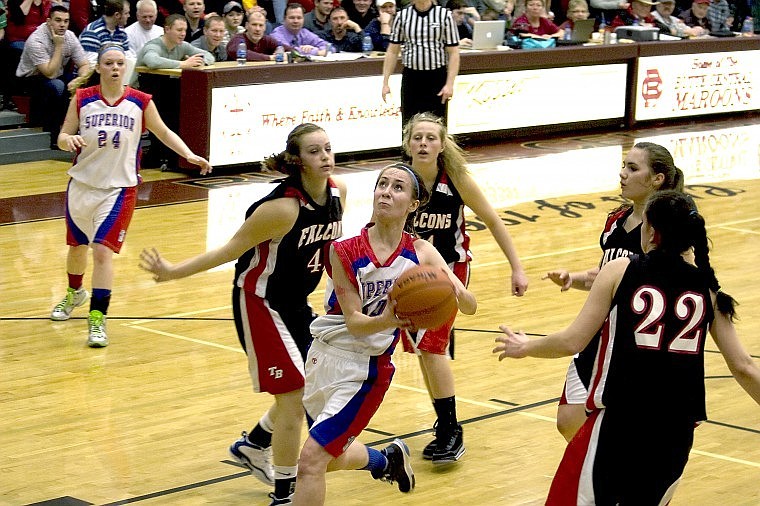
<box><xmin>55</xmin><ymin>290</ymin><xmax>75</xmax><ymax>310</ymax></box>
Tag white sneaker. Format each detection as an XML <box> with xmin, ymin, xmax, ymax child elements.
<box><xmin>51</xmin><ymin>287</ymin><xmax>89</xmax><ymax>321</ymax></box>
<box><xmin>229</xmin><ymin>431</ymin><xmax>274</xmax><ymax>485</ymax></box>
<box><xmin>87</xmin><ymin>310</ymin><xmax>109</xmax><ymax>348</ymax></box>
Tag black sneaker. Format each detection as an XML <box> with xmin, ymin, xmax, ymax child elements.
<box><xmin>432</xmin><ymin>424</ymin><xmax>465</xmax><ymax>465</ymax></box>
<box><xmin>422</xmin><ymin>438</ymin><xmax>436</xmax><ymax>460</ymax></box>
<box><xmin>422</xmin><ymin>421</ymin><xmax>438</xmax><ymax>460</ymax></box>
<box><xmin>377</xmin><ymin>439</ymin><xmax>415</xmax><ymax>493</ymax></box>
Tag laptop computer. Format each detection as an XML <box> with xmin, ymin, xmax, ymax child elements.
<box><xmin>470</xmin><ymin>20</ymin><xmax>507</xmax><ymax>50</ymax></box>
<box><xmin>556</xmin><ymin>18</ymin><xmax>596</xmax><ymax>45</ymax></box>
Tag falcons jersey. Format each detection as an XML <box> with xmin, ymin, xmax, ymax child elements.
<box><xmin>413</xmin><ymin>170</ymin><xmax>471</xmax><ymax>264</ymax></box>
<box><xmin>310</xmin><ymin>225</ymin><xmax>420</xmax><ymax>356</ymax></box>
<box><xmin>586</xmin><ymin>253</ymin><xmax>714</xmax><ymax>423</ymax></box>
<box><xmin>234</xmin><ymin>176</ymin><xmax>343</xmax><ymax>312</ymax></box>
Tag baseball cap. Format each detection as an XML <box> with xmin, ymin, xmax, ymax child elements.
<box><xmin>223</xmin><ymin>1</ymin><xmax>244</xmax><ymax>14</ymax></box>
<box><xmin>376</xmin><ymin>0</ymin><xmax>395</xmax><ymax>6</ymax></box>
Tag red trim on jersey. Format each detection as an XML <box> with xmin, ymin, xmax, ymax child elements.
<box><xmin>586</xmin><ymin>316</ymin><xmax>612</xmax><ymax>411</ymax></box>
<box><xmin>242</xmin><ymin>291</ymin><xmax>305</xmax><ymax>394</ymax></box>
<box><xmin>242</xmin><ymin>240</ymin><xmax>270</xmax><ymax>293</ymax></box>
<box><xmin>547</xmin><ymin>409</ymin><xmax>601</xmax><ymax>505</ymax></box>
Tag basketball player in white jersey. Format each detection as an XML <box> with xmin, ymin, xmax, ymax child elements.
<box><xmin>293</xmin><ymin>163</ymin><xmax>477</xmax><ymax>505</ymax></box>
<box><xmin>52</xmin><ymin>43</ymin><xmax>211</xmax><ymax>348</ymax></box>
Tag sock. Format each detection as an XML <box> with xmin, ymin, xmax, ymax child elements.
<box><xmin>68</xmin><ymin>273</ymin><xmax>84</xmax><ymax>290</ymax></box>
<box><xmin>433</xmin><ymin>396</ymin><xmax>458</xmax><ymax>433</ymax></box>
<box><xmin>90</xmin><ymin>288</ymin><xmax>111</xmax><ymax>314</ymax></box>
<box><xmin>248</xmin><ymin>413</ymin><xmax>273</xmax><ymax>448</ymax></box>
<box><xmin>273</xmin><ymin>465</ymin><xmax>297</xmax><ymax>498</ymax></box>
<box><xmin>364</xmin><ymin>447</ymin><xmax>388</xmax><ymax>479</ymax></box>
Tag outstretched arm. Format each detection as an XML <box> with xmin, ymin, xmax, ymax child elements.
<box><xmin>139</xmin><ymin>198</ymin><xmax>299</xmax><ymax>281</ymax></box>
<box><xmin>144</xmin><ymin>100</ymin><xmax>212</xmax><ymax>174</ymax></box>
<box><xmin>543</xmin><ymin>267</ymin><xmax>599</xmax><ymax>292</ymax></box>
<box><xmin>454</xmin><ymin>172</ymin><xmax>528</xmax><ymax>296</ymax></box>
<box><xmin>494</xmin><ymin>257</ymin><xmax>627</xmax><ymax>360</ymax></box>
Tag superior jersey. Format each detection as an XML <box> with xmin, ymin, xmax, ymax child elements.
<box><xmin>310</xmin><ymin>225</ymin><xmax>420</xmax><ymax>356</ymax></box>
<box><xmin>413</xmin><ymin>170</ymin><xmax>471</xmax><ymax>265</ymax></box>
<box><xmin>574</xmin><ymin>206</ymin><xmax>643</xmax><ymax>387</ymax></box>
<box><xmin>587</xmin><ymin>252</ymin><xmax>713</xmax><ymax>423</ymax></box>
<box><xmin>234</xmin><ymin>176</ymin><xmax>343</xmax><ymax>312</ymax></box>
<box><xmin>68</xmin><ymin>86</ymin><xmax>151</xmax><ymax>189</ymax></box>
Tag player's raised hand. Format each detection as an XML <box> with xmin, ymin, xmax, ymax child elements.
<box><xmin>493</xmin><ymin>325</ymin><xmax>529</xmax><ymax>360</ymax></box>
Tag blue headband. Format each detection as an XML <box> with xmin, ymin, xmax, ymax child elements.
<box><xmin>98</xmin><ymin>43</ymin><xmax>125</xmax><ymax>61</ymax></box>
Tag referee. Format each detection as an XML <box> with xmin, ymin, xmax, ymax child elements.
<box><xmin>381</xmin><ymin>0</ymin><xmax>460</xmax><ymax>126</ymax></box>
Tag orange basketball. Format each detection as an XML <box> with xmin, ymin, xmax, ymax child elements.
<box><xmin>389</xmin><ymin>265</ymin><xmax>458</xmax><ymax>329</ymax></box>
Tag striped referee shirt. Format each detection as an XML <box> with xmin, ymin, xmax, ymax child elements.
<box><xmin>390</xmin><ymin>3</ymin><xmax>459</xmax><ymax>70</ymax></box>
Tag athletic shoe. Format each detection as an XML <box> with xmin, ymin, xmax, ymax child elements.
<box><xmin>432</xmin><ymin>424</ymin><xmax>465</xmax><ymax>465</ymax></box>
<box><xmin>229</xmin><ymin>431</ymin><xmax>274</xmax><ymax>485</ymax></box>
<box><xmin>87</xmin><ymin>310</ymin><xmax>109</xmax><ymax>348</ymax></box>
<box><xmin>267</xmin><ymin>492</ymin><xmax>293</xmax><ymax>505</ymax></box>
<box><xmin>376</xmin><ymin>439</ymin><xmax>415</xmax><ymax>493</ymax></box>
<box><xmin>51</xmin><ymin>287</ymin><xmax>89</xmax><ymax>321</ymax></box>
<box><xmin>422</xmin><ymin>421</ymin><xmax>439</xmax><ymax>460</ymax></box>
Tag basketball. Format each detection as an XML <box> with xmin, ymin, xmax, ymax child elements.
<box><xmin>389</xmin><ymin>265</ymin><xmax>458</xmax><ymax>329</ymax></box>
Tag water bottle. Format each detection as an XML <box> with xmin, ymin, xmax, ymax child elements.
<box><xmin>326</xmin><ymin>42</ymin><xmax>335</xmax><ymax>54</ymax></box>
<box><xmin>564</xmin><ymin>26</ymin><xmax>572</xmax><ymax>41</ymax></box>
<box><xmin>632</xmin><ymin>18</ymin><xmax>639</xmax><ymax>26</ymax></box>
<box><xmin>741</xmin><ymin>17</ymin><xmax>753</xmax><ymax>36</ymax></box>
<box><xmin>236</xmin><ymin>41</ymin><xmax>247</xmax><ymax>66</ymax></box>
<box><xmin>274</xmin><ymin>45</ymin><xmax>285</xmax><ymax>63</ymax></box>
<box><xmin>598</xmin><ymin>14</ymin><xmax>607</xmax><ymax>41</ymax></box>
<box><xmin>362</xmin><ymin>35</ymin><xmax>372</xmax><ymax>56</ymax></box>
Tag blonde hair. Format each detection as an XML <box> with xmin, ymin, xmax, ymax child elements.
<box><xmin>401</xmin><ymin>112</ymin><xmax>469</xmax><ymax>181</ymax></box>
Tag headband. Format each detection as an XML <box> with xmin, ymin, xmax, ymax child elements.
<box><xmin>98</xmin><ymin>43</ymin><xmax>125</xmax><ymax>61</ymax></box>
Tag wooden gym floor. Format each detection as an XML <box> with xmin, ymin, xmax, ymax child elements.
<box><xmin>1</xmin><ymin>115</ymin><xmax>759</xmax><ymax>505</ymax></box>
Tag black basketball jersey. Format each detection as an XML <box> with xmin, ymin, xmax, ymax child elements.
<box><xmin>575</xmin><ymin>206</ymin><xmax>644</xmax><ymax>388</ymax></box>
<box><xmin>413</xmin><ymin>170</ymin><xmax>471</xmax><ymax>265</ymax></box>
<box><xmin>234</xmin><ymin>176</ymin><xmax>343</xmax><ymax>313</ymax></box>
<box><xmin>586</xmin><ymin>253</ymin><xmax>714</xmax><ymax>423</ymax></box>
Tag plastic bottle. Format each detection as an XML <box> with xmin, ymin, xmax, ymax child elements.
<box><xmin>598</xmin><ymin>14</ymin><xmax>607</xmax><ymax>43</ymax></box>
<box><xmin>362</xmin><ymin>35</ymin><xmax>373</xmax><ymax>55</ymax></box>
<box><xmin>741</xmin><ymin>17</ymin><xmax>753</xmax><ymax>36</ymax></box>
<box><xmin>326</xmin><ymin>42</ymin><xmax>335</xmax><ymax>54</ymax></box>
<box><xmin>564</xmin><ymin>26</ymin><xmax>572</xmax><ymax>41</ymax></box>
<box><xmin>236</xmin><ymin>41</ymin><xmax>247</xmax><ymax>66</ymax></box>
<box><xmin>274</xmin><ymin>45</ymin><xmax>285</xmax><ymax>63</ymax></box>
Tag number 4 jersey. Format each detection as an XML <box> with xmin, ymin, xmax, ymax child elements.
<box><xmin>69</xmin><ymin>85</ymin><xmax>152</xmax><ymax>189</ymax></box>
<box><xmin>587</xmin><ymin>252</ymin><xmax>714</xmax><ymax>423</ymax></box>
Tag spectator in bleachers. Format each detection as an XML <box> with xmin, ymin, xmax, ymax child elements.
<box><xmin>558</xmin><ymin>0</ymin><xmax>590</xmax><ymax>29</ymax></box>
<box><xmin>5</xmin><ymin>0</ymin><xmax>51</xmax><ymax>50</ymax></box>
<box><xmin>220</xmin><ymin>0</ymin><xmax>244</xmax><ymax>46</ymax></box>
<box><xmin>15</xmin><ymin>4</ymin><xmax>89</xmax><ymax>147</ymax></box>
<box><xmin>137</xmin><ymin>14</ymin><xmax>213</xmax><ymax>68</ymax></box>
<box><xmin>226</xmin><ymin>9</ymin><xmax>289</xmax><ymax>60</ymax></box>
<box><xmin>0</xmin><ymin>0</ymin><xmax>15</xmax><ymax>110</ymax></box>
<box><xmin>0</xmin><ymin>0</ymin><xmax>6</xmax><ymax>41</ymax></box>
<box><xmin>271</xmin><ymin>3</ymin><xmax>328</xmax><ymax>55</ymax></box>
<box><xmin>125</xmin><ymin>0</ymin><xmax>163</xmax><ymax>54</ymax></box>
<box><xmin>137</xmin><ymin>13</ymin><xmax>213</xmax><ymax>169</ymax></box>
<box><xmin>706</xmin><ymin>0</ymin><xmax>732</xmax><ymax>31</ymax></box>
<box><xmin>304</xmin><ymin>0</ymin><xmax>333</xmax><ymax>33</ymax></box>
<box><xmin>318</xmin><ymin>5</ymin><xmax>363</xmax><ymax>51</ymax></box>
<box><xmin>511</xmin><ymin>0</ymin><xmax>562</xmax><ymax>36</ymax></box>
<box><xmin>610</xmin><ymin>0</ymin><xmax>655</xmax><ymax>28</ymax></box>
<box><xmin>79</xmin><ymin>0</ymin><xmax>130</xmax><ymax>66</ymax></box>
<box><xmin>448</xmin><ymin>0</ymin><xmax>481</xmax><ymax>42</ymax></box>
<box><xmin>652</xmin><ymin>0</ymin><xmax>701</xmax><ymax>35</ymax></box>
<box><xmin>678</xmin><ymin>0</ymin><xmax>711</xmax><ymax>31</ymax></box>
<box><xmin>342</xmin><ymin>0</ymin><xmax>377</xmax><ymax>28</ymax></box>
<box><xmin>480</xmin><ymin>0</ymin><xmax>515</xmax><ymax>24</ymax></box>
<box><xmin>67</xmin><ymin>0</ymin><xmax>98</xmax><ymax>34</ymax></box>
<box><xmin>184</xmin><ymin>0</ymin><xmax>206</xmax><ymax>41</ymax></box>
<box><xmin>191</xmin><ymin>13</ymin><xmax>227</xmax><ymax>59</ymax></box>
<box><xmin>364</xmin><ymin>0</ymin><xmax>396</xmax><ymax>50</ymax></box>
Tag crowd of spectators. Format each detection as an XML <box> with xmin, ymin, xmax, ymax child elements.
<box><xmin>0</xmin><ymin>0</ymin><xmax>755</xmax><ymax>155</ymax></box>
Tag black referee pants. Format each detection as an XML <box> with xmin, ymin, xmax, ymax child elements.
<box><xmin>401</xmin><ymin>66</ymin><xmax>448</xmax><ymax>126</ymax></box>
